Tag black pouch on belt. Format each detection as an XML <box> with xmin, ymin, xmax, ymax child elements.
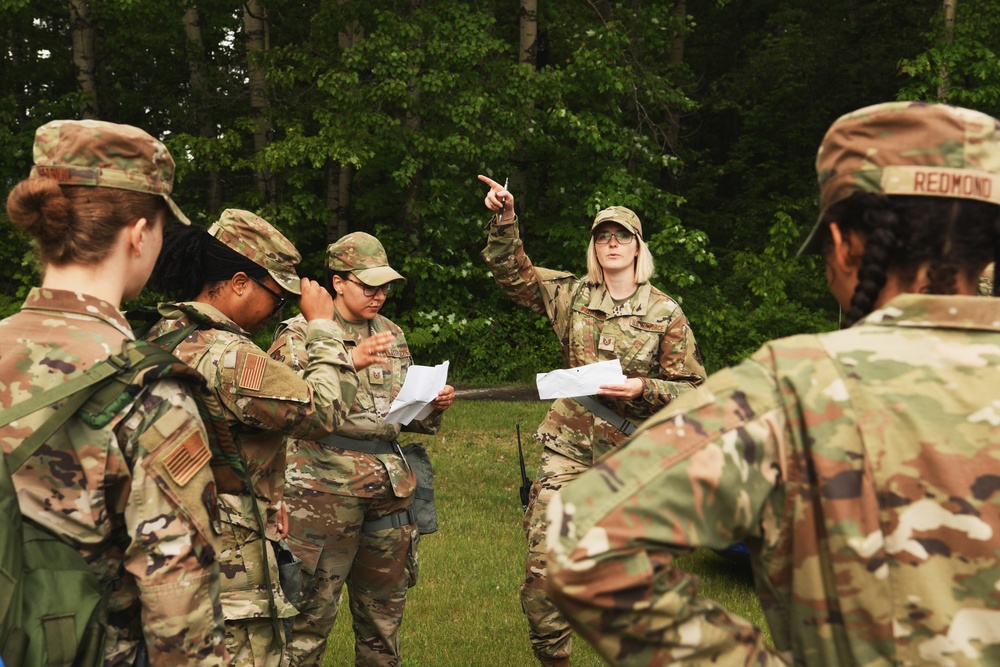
<box><xmin>400</xmin><ymin>442</ymin><xmax>438</xmax><ymax>534</ymax></box>
<box><xmin>274</xmin><ymin>538</ymin><xmax>303</xmax><ymax>635</ymax></box>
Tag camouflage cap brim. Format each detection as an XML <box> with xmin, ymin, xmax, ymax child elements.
<box><xmin>354</xmin><ymin>266</ymin><xmax>406</xmax><ymax>286</ymax></box>
<box><xmin>592</xmin><ymin>206</ymin><xmax>643</xmax><ymax>239</ymax></box>
<box><xmin>268</xmin><ymin>268</ymin><xmax>301</xmax><ymax>295</ymax></box>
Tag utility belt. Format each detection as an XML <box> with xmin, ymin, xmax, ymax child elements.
<box><xmin>362</xmin><ymin>507</ymin><xmax>417</xmax><ymax>533</ymax></box>
<box><xmin>575</xmin><ymin>395</ymin><xmax>637</xmax><ymax>436</ymax></box>
<box><xmin>317</xmin><ymin>433</ymin><xmax>404</xmax><ymax>457</ymax></box>
<box><xmin>316</xmin><ymin>433</ymin><xmax>439</xmax><ymax>535</ymax></box>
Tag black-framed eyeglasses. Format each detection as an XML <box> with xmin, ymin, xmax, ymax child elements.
<box><xmin>249</xmin><ymin>276</ymin><xmax>287</xmax><ymax>317</ymax></box>
<box><xmin>346</xmin><ymin>276</ymin><xmax>392</xmax><ymax>297</ymax></box>
<box><xmin>594</xmin><ymin>230</ymin><xmax>635</xmax><ymax>245</ymax></box>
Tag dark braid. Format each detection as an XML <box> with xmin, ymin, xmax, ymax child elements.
<box><xmin>843</xmin><ymin>204</ymin><xmax>897</xmax><ymax>327</ymax></box>
<box><xmin>818</xmin><ymin>193</ymin><xmax>1000</xmax><ymax>327</ymax></box>
<box><xmin>150</xmin><ymin>224</ymin><xmax>270</xmax><ymax>300</ymax></box>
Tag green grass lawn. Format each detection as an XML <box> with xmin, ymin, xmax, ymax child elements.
<box><xmin>321</xmin><ymin>400</ymin><xmax>766</xmax><ymax>666</ymax></box>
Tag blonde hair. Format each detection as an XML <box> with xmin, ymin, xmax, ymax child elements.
<box><xmin>585</xmin><ymin>233</ymin><xmax>655</xmax><ymax>285</ymax></box>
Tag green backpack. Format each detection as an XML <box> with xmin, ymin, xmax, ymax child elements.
<box><xmin>0</xmin><ymin>339</ymin><xmax>229</xmax><ymax>667</ymax></box>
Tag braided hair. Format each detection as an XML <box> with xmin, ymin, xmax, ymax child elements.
<box><xmin>817</xmin><ymin>193</ymin><xmax>1000</xmax><ymax>327</ymax></box>
<box><xmin>150</xmin><ymin>224</ymin><xmax>271</xmax><ymax>300</ymax></box>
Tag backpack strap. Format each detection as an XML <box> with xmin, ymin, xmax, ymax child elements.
<box><xmin>0</xmin><ymin>344</ymin><xmax>147</xmax><ymax>473</ymax></box>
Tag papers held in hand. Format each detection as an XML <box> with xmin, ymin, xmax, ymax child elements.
<box><xmin>385</xmin><ymin>360</ymin><xmax>450</xmax><ymax>425</ymax></box>
<box><xmin>535</xmin><ymin>359</ymin><xmax>626</xmax><ymax>400</ymax></box>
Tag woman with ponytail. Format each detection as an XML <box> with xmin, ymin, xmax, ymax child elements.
<box><xmin>546</xmin><ymin>102</ymin><xmax>1000</xmax><ymax>666</ymax></box>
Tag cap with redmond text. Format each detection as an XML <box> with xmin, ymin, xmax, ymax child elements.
<box><xmin>30</xmin><ymin>119</ymin><xmax>190</xmax><ymax>225</ymax></box>
<box><xmin>208</xmin><ymin>209</ymin><xmax>302</xmax><ymax>295</ymax></box>
<box><xmin>799</xmin><ymin>101</ymin><xmax>1000</xmax><ymax>255</ymax></box>
<box><xmin>326</xmin><ymin>232</ymin><xmax>405</xmax><ymax>286</ymax></box>
<box><xmin>591</xmin><ymin>206</ymin><xmax>643</xmax><ymax>239</ymax></box>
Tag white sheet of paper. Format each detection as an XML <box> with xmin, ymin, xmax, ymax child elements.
<box><xmin>384</xmin><ymin>360</ymin><xmax>450</xmax><ymax>425</ymax></box>
<box><xmin>535</xmin><ymin>359</ymin><xmax>627</xmax><ymax>400</ymax></box>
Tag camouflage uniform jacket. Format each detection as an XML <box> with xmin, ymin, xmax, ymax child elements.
<box><xmin>270</xmin><ymin>312</ymin><xmax>441</xmax><ymax>499</ymax></box>
<box><xmin>0</xmin><ymin>288</ymin><xmax>227</xmax><ymax>666</ymax></box>
<box><xmin>547</xmin><ymin>293</ymin><xmax>1000</xmax><ymax>666</ymax></box>
<box><xmin>483</xmin><ymin>217</ymin><xmax>706</xmax><ymax>463</ymax></box>
<box><xmin>144</xmin><ymin>302</ymin><xmax>359</xmax><ymax>537</ymax></box>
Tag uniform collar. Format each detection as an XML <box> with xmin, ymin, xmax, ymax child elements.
<box><xmin>157</xmin><ymin>301</ymin><xmax>249</xmax><ymax>336</ymax></box>
<box><xmin>21</xmin><ymin>287</ymin><xmax>133</xmax><ymax>338</ymax></box>
<box><xmin>586</xmin><ymin>281</ymin><xmax>652</xmax><ymax>316</ymax></box>
<box><xmin>862</xmin><ymin>293</ymin><xmax>1000</xmax><ymax>332</ymax></box>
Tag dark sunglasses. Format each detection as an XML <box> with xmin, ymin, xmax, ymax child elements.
<box><xmin>249</xmin><ymin>276</ymin><xmax>287</xmax><ymax>317</ymax></box>
<box><xmin>345</xmin><ymin>276</ymin><xmax>392</xmax><ymax>297</ymax></box>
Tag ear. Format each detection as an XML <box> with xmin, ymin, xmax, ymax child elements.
<box><xmin>331</xmin><ymin>275</ymin><xmax>345</xmax><ymax>296</ymax></box>
<box><xmin>127</xmin><ymin>217</ymin><xmax>149</xmax><ymax>257</ymax></box>
<box><xmin>827</xmin><ymin>222</ymin><xmax>864</xmax><ymax>273</ymax></box>
<box><xmin>231</xmin><ymin>271</ymin><xmax>250</xmax><ymax>297</ymax></box>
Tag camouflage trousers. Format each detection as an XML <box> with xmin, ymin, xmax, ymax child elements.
<box><xmin>284</xmin><ymin>483</ymin><xmax>418</xmax><ymax>667</ymax></box>
<box><xmin>522</xmin><ymin>448</ymin><xmax>590</xmax><ymax>665</ymax></box>
<box><xmin>219</xmin><ymin>496</ymin><xmax>298</xmax><ymax>667</ymax></box>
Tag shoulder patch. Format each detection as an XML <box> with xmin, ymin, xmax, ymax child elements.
<box><xmin>162</xmin><ymin>428</ymin><xmax>212</xmax><ymax>487</ymax></box>
<box><xmin>239</xmin><ymin>352</ymin><xmax>267</xmax><ymax>391</ymax></box>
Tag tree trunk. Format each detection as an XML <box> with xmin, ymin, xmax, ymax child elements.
<box><xmin>68</xmin><ymin>0</ymin><xmax>98</xmax><ymax>118</ymax></box>
<box><xmin>938</xmin><ymin>0</ymin><xmax>956</xmax><ymax>101</ymax></box>
<box><xmin>519</xmin><ymin>0</ymin><xmax>538</xmax><ymax>69</ymax></box>
<box><xmin>325</xmin><ymin>161</ymin><xmax>352</xmax><ymax>244</ymax></box>
<box><xmin>243</xmin><ymin>0</ymin><xmax>274</xmax><ymax>201</ymax></box>
<box><xmin>512</xmin><ymin>0</ymin><xmax>538</xmax><ymax>219</ymax></box>
<box><xmin>325</xmin><ymin>18</ymin><xmax>363</xmax><ymax>244</ymax></box>
<box><xmin>182</xmin><ymin>3</ymin><xmax>222</xmax><ymax>213</ymax></box>
<box><xmin>662</xmin><ymin>0</ymin><xmax>686</xmax><ymax>190</ymax></box>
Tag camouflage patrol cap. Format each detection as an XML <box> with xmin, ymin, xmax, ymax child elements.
<box><xmin>208</xmin><ymin>209</ymin><xmax>302</xmax><ymax>295</ymax></box>
<box><xmin>592</xmin><ymin>206</ymin><xmax>642</xmax><ymax>239</ymax></box>
<box><xmin>800</xmin><ymin>101</ymin><xmax>1000</xmax><ymax>255</ymax></box>
<box><xmin>326</xmin><ymin>232</ymin><xmax>405</xmax><ymax>286</ymax></box>
<box><xmin>29</xmin><ymin>119</ymin><xmax>190</xmax><ymax>225</ymax></box>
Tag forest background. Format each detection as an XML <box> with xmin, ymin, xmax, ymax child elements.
<box><xmin>2</xmin><ymin>0</ymin><xmax>999</xmax><ymax>382</ymax></box>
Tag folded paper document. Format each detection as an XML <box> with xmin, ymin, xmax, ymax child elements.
<box><xmin>536</xmin><ymin>359</ymin><xmax>626</xmax><ymax>400</ymax></box>
<box><xmin>385</xmin><ymin>360</ymin><xmax>450</xmax><ymax>425</ymax></box>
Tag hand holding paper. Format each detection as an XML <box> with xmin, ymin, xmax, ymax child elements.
<box><xmin>536</xmin><ymin>359</ymin><xmax>627</xmax><ymax>400</ymax></box>
<box><xmin>385</xmin><ymin>361</ymin><xmax>450</xmax><ymax>425</ymax></box>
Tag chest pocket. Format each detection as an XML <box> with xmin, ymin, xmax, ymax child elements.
<box><xmin>618</xmin><ymin>318</ymin><xmax>666</xmax><ymax>373</ymax></box>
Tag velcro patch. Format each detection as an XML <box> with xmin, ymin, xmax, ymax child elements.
<box><xmin>239</xmin><ymin>353</ymin><xmax>267</xmax><ymax>391</ymax></box>
<box><xmin>629</xmin><ymin>318</ymin><xmax>667</xmax><ymax>333</ymax></box>
<box><xmin>163</xmin><ymin>431</ymin><xmax>211</xmax><ymax>486</ymax></box>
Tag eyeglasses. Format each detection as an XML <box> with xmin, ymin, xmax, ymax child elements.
<box><xmin>594</xmin><ymin>230</ymin><xmax>635</xmax><ymax>245</ymax></box>
<box><xmin>346</xmin><ymin>276</ymin><xmax>392</xmax><ymax>297</ymax></box>
<box><xmin>249</xmin><ymin>276</ymin><xmax>287</xmax><ymax>317</ymax></box>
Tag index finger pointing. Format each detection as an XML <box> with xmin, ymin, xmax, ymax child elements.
<box><xmin>477</xmin><ymin>174</ymin><xmax>500</xmax><ymax>189</ymax></box>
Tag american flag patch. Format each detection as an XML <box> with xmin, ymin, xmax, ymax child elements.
<box><xmin>163</xmin><ymin>432</ymin><xmax>211</xmax><ymax>486</ymax></box>
<box><xmin>239</xmin><ymin>353</ymin><xmax>267</xmax><ymax>391</ymax></box>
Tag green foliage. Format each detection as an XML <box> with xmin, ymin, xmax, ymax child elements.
<box><xmin>898</xmin><ymin>0</ymin><xmax>1000</xmax><ymax>114</ymax></box>
<box><xmin>3</xmin><ymin>0</ymin><xmax>1000</xmax><ymax>380</ymax></box>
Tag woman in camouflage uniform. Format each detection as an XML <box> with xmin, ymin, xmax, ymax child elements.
<box><xmin>270</xmin><ymin>232</ymin><xmax>454</xmax><ymax>667</ymax></box>
<box><xmin>0</xmin><ymin>120</ymin><xmax>228</xmax><ymax>666</ymax></box>
<box><xmin>478</xmin><ymin>176</ymin><xmax>707</xmax><ymax>667</ymax></box>
<box><xmin>547</xmin><ymin>102</ymin><xmax>1000</xmax><ymax>666</ymax></box>
<box><xmin>144</xmin><ymin>212</ymin><xmax>392</xmax><ymax>667</ymax></box>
